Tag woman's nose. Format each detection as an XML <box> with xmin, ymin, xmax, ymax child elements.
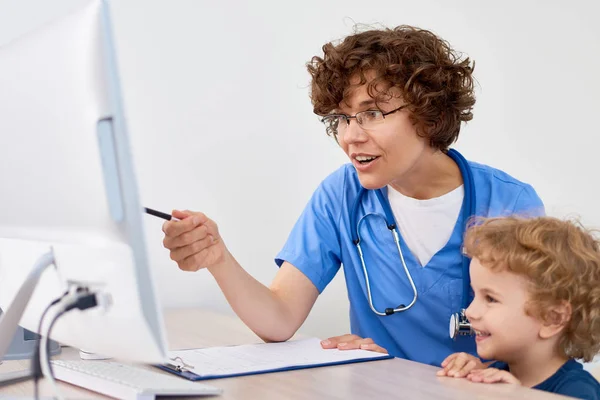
<box><xmin>341</xmin><ymin>119</ymin><xmax>368</xmax><ymax>145</ymax></box>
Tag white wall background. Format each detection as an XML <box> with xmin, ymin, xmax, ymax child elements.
<box><xmin>1</xmin><ymin>0</ymin><xmax>599</xmax><ymax>357</ymax></box>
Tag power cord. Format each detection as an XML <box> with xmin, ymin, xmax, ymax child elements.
<box><xmin>46</xmin><ymin>292</ymin><xmax>99</xmax><ymax>377</ymax></box>
<box><xmin>32</xmin><ymin>291</ymin><xmax>68</xmax><ymax>400</ymax></box>
<box><xmin>33</xmin><ymin>287</ymin><xmax>102</xmax><ymax>400</ymax></box>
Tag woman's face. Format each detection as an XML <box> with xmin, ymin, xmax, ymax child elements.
<box><xmin>337</xmin><ymin>77</ymin><xmax>429</xmax><ymax>190</ymax></box>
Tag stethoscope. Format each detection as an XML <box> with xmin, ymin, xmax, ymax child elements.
<box><xmin>349</xmin><ymin>149</ymin><xmax>475</xmax><ymax>339</ymax></box>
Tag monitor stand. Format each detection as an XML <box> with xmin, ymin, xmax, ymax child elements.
<box><xmin>0</xmin><ymin>323</ymin><xmax>61</xmax><ymax>360</ymax></box>
<box><xmin>0</xmin><ymin>250</ymin><xmax>56</xmax><ymax>385</ymax></box>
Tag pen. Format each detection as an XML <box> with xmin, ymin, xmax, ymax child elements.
<box><xmin>144</xmin><ymin>207</ymin><xmax>180</xmax><ymax>221</ymax></box>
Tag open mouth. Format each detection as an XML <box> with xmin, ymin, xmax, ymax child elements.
<box><xmin>474</xmin><ymin>329</ymin><xmax>491</xmax><ymax>341</ymax></box>
<box><xmin>355</xmin><ymin>155</ymin><xmax>379</xmax><ymax>165</ymax></box>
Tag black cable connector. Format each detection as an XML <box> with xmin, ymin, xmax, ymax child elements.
<box><xmin>64</xmin><ymin>293</ymin><xmax>98</xmax><ymax>312</ymax></box>
<box><xmin>45</xmin><ymin>291</ymin><xmax>101</xmax><ymax>384</ymax></box>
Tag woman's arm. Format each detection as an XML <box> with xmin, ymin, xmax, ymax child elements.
<box><xmin>209</xmin><ymin>259</ymin><xmax>319</xmax><ymax>342</ymax></box>
<box><xmin>163</xmin><ymin>209</ymin><xmax>318</xmax><ymax>342</ymax></box>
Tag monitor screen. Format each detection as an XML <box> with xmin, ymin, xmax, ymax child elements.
<box><xmin>0</xmin><ymin>0</ymin><xmax>168</xmax><ymax>364</ymax></box>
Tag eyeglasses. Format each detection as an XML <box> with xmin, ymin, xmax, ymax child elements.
<box><xmin>320</xmin><ymin>104</ymin><xmax>408</xmax><ymax>142</ymax></box>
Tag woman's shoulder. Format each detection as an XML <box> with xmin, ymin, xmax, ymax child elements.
<box><xmin>305</xmin><ymin>164</ymin><xmax>360</xmax><ymax>212</ymax></box>
<box><xmin>468</xmin><ymin>160</ymin><xmax>532</xmax><ymax>188</ymax></box>
<box><xmin>319</xmin><ymin>163</ymin><xmax>361</xmax><ymax>191</ymax></box>
<box><xmin>466</xmin><ymin>160</ymin><xmax>545</xmax><ymax>216</ymax></box>
<box><xmin>325</xmin><ymin>160</ymin><xmax>535</xmax><ymax>190</ymax></box>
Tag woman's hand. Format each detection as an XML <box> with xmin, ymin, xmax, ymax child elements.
<box><xmin>320</xmin><ymin>334</ymin><xmax>388</xmax><ymax>354</ymax></box>
<box><xmin>162</xmin><ymin>210</ymin><xmax>228</xmax><ymax>271</ymax></box>
<box><xmin>466</xmin><ymin>368</ymin><xmax>521</xmax><ymax>384</ymax></box>
<box><xmin>437</xmin><ymin>352</ymin><xmax>487</xmax><ymax>378</ymax></box>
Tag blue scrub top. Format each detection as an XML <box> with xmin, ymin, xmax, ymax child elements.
<box><xmin>275</xmin><ymin>160</ymin><xmax>545</xmax><ymax>366</ymax></box>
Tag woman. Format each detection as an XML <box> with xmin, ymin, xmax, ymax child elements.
<box><xmin>161</xmin><ymin>25</ymin><xmax>544</xmax><ymax>366</ymax></box>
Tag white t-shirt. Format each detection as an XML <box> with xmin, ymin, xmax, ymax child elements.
<box><xmin>387</xmin><ymin>184</ymin><xmax>464</xmax><ymax>266</ymax></box>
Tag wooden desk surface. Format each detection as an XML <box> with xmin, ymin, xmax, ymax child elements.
<box><xmin>0</xmin><ymin>308</ymin><xmax>573</xmax><ymax>399</ymax></box>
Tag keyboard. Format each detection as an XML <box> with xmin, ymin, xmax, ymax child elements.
<box><xmin>51</xmin><ymin>359</ymin><xmax>222</xmax><ymax>400</ymax></box>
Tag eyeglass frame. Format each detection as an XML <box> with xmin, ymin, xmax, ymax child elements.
<box><xmin>319</xmin><ymin>104</ymin><xmax>409</xmax><ymax>142</ymax></box>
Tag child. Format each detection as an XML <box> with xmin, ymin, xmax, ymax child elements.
<box><xmin>437</xmin><ymin>216</ymin><xmax>600</xmax><ymax>399</ymax></box>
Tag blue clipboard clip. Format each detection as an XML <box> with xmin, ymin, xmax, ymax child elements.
<box><xmin>164</xmin><ymin>356</ymin><xmax>194</xmax><ymax>373</ymax></box>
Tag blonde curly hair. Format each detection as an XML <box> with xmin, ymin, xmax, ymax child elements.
<box><xmin>463</xmin><ymin>216</ymin><xmax>600</xmax><ymax>362</ymax></box>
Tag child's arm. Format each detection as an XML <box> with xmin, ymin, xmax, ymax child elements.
<box><xmin>466</xmin><ymin>368</ymin><xmax>521</xmax><ymax>384</ymax></box>
<box><xmin>437</xmin><ymin>352</ymin><xmax>494</xmax><ymax>377</ymax></box>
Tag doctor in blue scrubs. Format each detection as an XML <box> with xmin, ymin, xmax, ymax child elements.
<box><xmin>161</xmin><ymin>25</ymin><xmax>544</xmax><ymax>367</ymax></box>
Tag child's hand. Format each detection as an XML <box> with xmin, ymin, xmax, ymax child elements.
<box><xmin>437</xmin><ymin>352</ymin><xmax>485</xmax><ymax>377</ymax></box>
<box><xmin>466</xmin><ymin>368</ymin><xmax>521</xmax><ymax>384</ymax></box>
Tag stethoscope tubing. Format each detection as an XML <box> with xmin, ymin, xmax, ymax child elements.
<box><xmin>356</xmin><ymin>212</ymin><xmax>418</xmax><ymax>316</ymax></box>
<box><xmin>350</xmin><ymin>149</ymin><xmax>475</xmax><ymax>316</ymax></box>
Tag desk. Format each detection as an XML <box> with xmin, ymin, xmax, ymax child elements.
<box><xmin>0</xmin><ymin>308</ymin><xmax>571</xmax><ymax>399</ymax></box>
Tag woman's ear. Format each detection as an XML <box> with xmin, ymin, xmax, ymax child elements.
<box><xmin>539</xmin><ymin>301</ymin><xmax>572</xmax><ymax>339</ymax></box>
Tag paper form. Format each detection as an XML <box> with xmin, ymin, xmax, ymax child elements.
<box><xmin>167</xmin><ymin>337</ymin><xmax>390</xmax><ymax>378</ymax></box>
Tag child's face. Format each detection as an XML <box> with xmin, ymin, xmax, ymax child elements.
<box><xmin>465</xmin><ymin>257</ymin><xmax>542</xmax><ymax>363</ymax></box>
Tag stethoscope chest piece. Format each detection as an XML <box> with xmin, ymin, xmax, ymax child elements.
<box><xmin>449</xmin><ymin>309</ymin><xmax>473</xmax><ymax>339</ymax></box>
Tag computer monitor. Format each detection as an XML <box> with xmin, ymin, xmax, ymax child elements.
<box><xmin>0</xmin><ymin>0</ymin><xmax>168</xmax><ymax>365</ymax></box>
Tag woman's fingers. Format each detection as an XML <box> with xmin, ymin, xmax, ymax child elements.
<box><xmin>163</xmin><ymin>212</ymin><xmax>221</xmax><ymax>250</ymax></box>
<box><xmin>162</xmin><ymin>213</ymin><xmax>205</xmax><ymax>241</ymax></box>
<box><xmin>164</xmin><ymin>224</ymin><xmax>209</xmax><ymax>250</ymax></box>
<box><xmin>320</xmin><ymin>335</ymin><xmax>387</xmax><ymax>354</ymax></box>
<box><xmin>172</xmin><ymin>209</ymin><xmax>193</xmax><ymax>220</ymax></box>
<box><xmin>336</xmin><ymin>337</ymin><xmax>374</xmax><ymax>350</ymax></box>
<box><xmin>320</xmin><ymin>334</ymin><xmax>361</xmax><ymax>349</ymax></box>
<box><xmin>169</xmin><ymin>234</ymin><xmax>216</xmax><ymax>262</ymax></box>
<box><xmin>160</xmin><ymin>210</ymin><xmax>226</xmax><ymax>272</ymax></box>
<box><xmin>358</xmin><ymin>342</ymin><xmax>388</xmax><ymax>354</ymax></box>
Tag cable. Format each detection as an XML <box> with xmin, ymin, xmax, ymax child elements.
<box><xmin>40</xmin><ymin>290</ymin><xmax>100</xmax><ymax>400</ymax></box>
<box><xmin>41</xmin><ymin>309</ymin><xmax>66</xmax><ymax>400</ymax></box>
<box><xmin>32</xmin><ymin>292</ymin><xmax>67</xmax><ymax>400</ymax></box>
<box><xmin>40</xmin><ymin>309</ymin><xmax>64</xmax><ymax>400</ymax></box>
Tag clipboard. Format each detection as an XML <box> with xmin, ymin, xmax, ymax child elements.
<box><xmin>154</xmin><ymin>337</ymin><xmax>393</xmax><ymax>381</ymax></box>
<box><xmin>158</xmin><ymin>358</ymin><xmax>205</xmax><ymax>381</ymax></box>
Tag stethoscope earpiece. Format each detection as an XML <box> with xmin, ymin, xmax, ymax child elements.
<box><xmin>449</xmin><ymin>309</ymin><xmax>473</xmax><ymax>339</ymax></box>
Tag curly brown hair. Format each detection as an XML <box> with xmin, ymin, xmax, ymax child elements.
<box><xmin>463</xmin><ymin>216</ymin><xmax>600</xmax><ymax>362</ymax></box>
<box><xmin>307</xmin><ymin>25</ymin><xmax>476</xmax><ymax>150</ymax></box>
